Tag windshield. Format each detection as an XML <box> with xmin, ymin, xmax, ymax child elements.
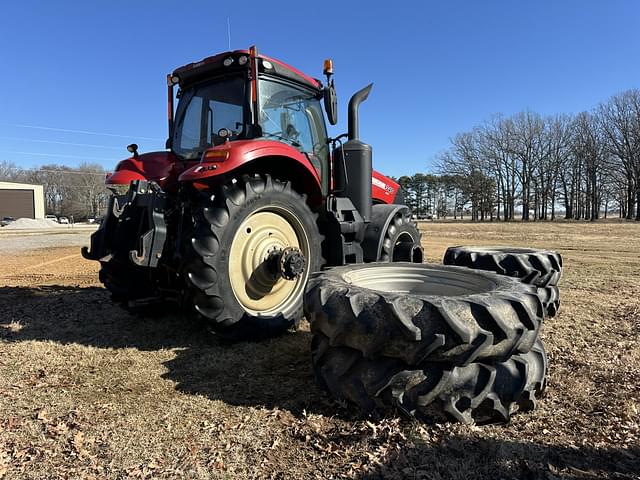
<box><xmin>173</xmin><ymin>76</ymin><xmax>246</xmax><ymax>160</ymax></box>
<box><xmin>258</xmin><ymin>78</ymin><xmax>328</xmax><ymax>176</ymax></box>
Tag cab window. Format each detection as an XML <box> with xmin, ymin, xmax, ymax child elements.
<box><xmin>259</xmin><ymin>78</ymin><xmax>328</xmax><ymax>188</ymax></box>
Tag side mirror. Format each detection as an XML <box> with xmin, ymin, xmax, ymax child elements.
<box><xmin>324</xmin><ymin>82</ymin><xmax>338</xmax><ymax>125</ymax></box>
<box><xmin>127</xmin><ymin>143</ymin><xmax>139</xmax><ymax>158</ymax></box>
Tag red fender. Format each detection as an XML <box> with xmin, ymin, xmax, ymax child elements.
<box><xmin>178</xmin><ymin>140</ymin><xmax>323</xmax><ymax>204</ymax></box>
<box><xmin>178</xmin><ymin>140</ymin><xmax>320</xmax><ymax>183</ymax></box>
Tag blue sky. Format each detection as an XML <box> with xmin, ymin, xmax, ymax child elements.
<box><xmin>1</xmin><ymin>1</ymin><xmax>639</xmax><ymax>177</ymax></box>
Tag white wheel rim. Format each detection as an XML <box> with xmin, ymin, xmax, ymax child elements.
<box><xmin>228</xmin><ymin>206</ymin><xmax>310</xmax><ymax>315</ymax></box>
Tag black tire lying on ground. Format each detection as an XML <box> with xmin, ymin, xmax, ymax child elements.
<box><xmin>536</xmin><ymin>286</ymin><xmax>560</xmax><ymax>318</ymax></box>
<box><xmin>443</xmin><ymin>246</ymin><xmax>563</xmax><ymax>288</ymax></box>
<box><xmin>305</xmin><ymin>263</ymin><xmax>543</xmax><ymax>366</ymax></box>
<box><xmin>311</xmin><ymin>332</ymin><xmax>548</xmax><ymax>425</ymax></box>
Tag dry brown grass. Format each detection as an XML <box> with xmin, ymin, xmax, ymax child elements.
<box><xmin>1</xmin><ymin>221</ymin><xmax>639</xmax><ymax>479</ymax></box>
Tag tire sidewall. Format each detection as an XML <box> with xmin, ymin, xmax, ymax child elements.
<box><xmin>381</xmin><ymin>216</ymin><xmax>421</xmax><ymax>262</ymax></box>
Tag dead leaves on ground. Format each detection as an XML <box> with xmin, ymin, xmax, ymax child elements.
<box><xmin>0</xmin><ymin>408</ymin><xmax>100</xmax><ymax>478</ymax></box>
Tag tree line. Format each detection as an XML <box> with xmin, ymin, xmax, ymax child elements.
<box><xmin>399</xmin><ymin>88</ymin><xmax>640</xmax><ymax>221</ymax></box>
<box><xmin>0</xmin><ymin>161</ymin><xmax>108</xmax><ymax>220</ymax></box>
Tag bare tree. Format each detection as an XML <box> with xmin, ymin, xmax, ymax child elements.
<box><xmin>25</xmin><ymin>165</ymin><xmax>74</xmax><ymax>215</ymax></box>
<box><xmin>545</xmin><ymin>115</ymin><xmax>573</xmax><ymax>220</ymax></box>
<box><xmin>0</xmin><ymin>161</ymin><xmax>23</xmax><ymax>182</ymax></box>
<box><xmin>429</xmin><ymin>85</ymin><xmax>640</xmax><ymax>222</ymax></box>
<box><xmin>599</xmin><ymin>89</ymin><xmax>640</xmax><ymax>220</ymax></box>
<box><xmin>75</xmin><ymin>163</ymin><xmax>109</xmax><ymax>218</ymax></box>
<box><xmin>479</xmin><ymin>115</ymin><xmax>519</xmax><ymax>220</ymax></box>
<box><xmin>572</xmin><ymin>112</ymin><xmax>607</xmax><ymax>220</ymax></box>
<box><xmin>509</xmin><ymin>111</ymin><xmax>546</xmax><ymax>221</ymax></box>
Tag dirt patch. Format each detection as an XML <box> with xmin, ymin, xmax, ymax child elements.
<box><xmin>1</xmin><ymin>221</ymin><xmax>639</xmax><ymax>479</ymax></box>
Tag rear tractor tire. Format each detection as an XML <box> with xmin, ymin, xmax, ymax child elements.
<box><xmin>366</xmin><ymin>206</ymin><xmax>423</xmax><ymax>263</ymax></box>
<box><xmin>99</xmin><ymin>259</ymin><xmax>155</xmax><ymax>306</ymax></box>
<box><xmin>183</xmin><ymin>174</ymin><xmax>323</xmax><ymax>339</ymax></box>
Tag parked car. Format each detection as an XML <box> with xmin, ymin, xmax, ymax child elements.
<box><xmin>1</xmin><ymin>216</ymin><xmax>15</xmax><ymax>227</ymax></box>
<box><xmin>58</xmin><ymin>216</ymin><xmax>70</xmax><ymax>224</ymax></box>
<box><xmin>45</xmin><ymin>214</ymin><xmax>58</xmax><ymax>222</ymax></box>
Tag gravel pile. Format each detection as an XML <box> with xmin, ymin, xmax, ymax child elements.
<box><xmin>2</xmin><ymin>218</ymin><xmax>66</xmax><ymax>229</ymax></box>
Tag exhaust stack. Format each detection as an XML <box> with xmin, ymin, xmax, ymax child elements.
<box><xmin>334</xmin><ymin>84</ymin><xmax>374</xmax><ymax>222</ymax></box>
<box><xmin>348</xmin><ymin>83</ymin><xmax>373</xmax><ymax>141</ymax></box>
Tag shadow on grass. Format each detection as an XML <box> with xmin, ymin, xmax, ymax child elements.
<box><xmin>0</xmin><ymin>285</ymin><xmax>341</xmax><ymax>417</ymax></box>
<box><xmin>356</xmin><ymin>435</ymin><xmax>639</xmax><ymax>480</ymax></box>
<box><xmin>0</xmin><ymin>285</ymin><xmax>202</xmax><ymax>350</ymax></box>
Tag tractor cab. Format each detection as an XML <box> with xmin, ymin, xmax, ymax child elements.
<box><xmin>169</xmin><ymin>49</ymin><xmax>331</xmax><ymax>190</ymax></box>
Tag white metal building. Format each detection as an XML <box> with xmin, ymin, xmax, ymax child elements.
<box><xmin>0</xmin><ymin>181</ymin><xmax>45</xmax><ymax>219</ymax></box>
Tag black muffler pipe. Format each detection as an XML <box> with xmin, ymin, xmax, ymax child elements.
<box><xmin>348</xmin><ymin>83</ymin><xmax>373</xmax><ymax>141</ymax></box>
<box><xmin>333</xmin><ymin>83</ymin><xmax>373</xmax><ymax>222</ymax></box>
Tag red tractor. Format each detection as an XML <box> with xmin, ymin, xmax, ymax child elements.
<box><xmin>83</xmin><ymin>47</ymin><xmax>423</xmax><ymax>338</ymax></box>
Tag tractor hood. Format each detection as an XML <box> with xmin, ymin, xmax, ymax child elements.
<box><xmin>107</xmin><ymin>151</ymin><xmax>179</xmax><ymax>190</ymax></box>
<box><xmin>371</xmin><ymin>170</ymin><xmax>401</xmax><ymax>204</ymax></box>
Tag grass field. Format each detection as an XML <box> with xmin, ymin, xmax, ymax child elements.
<box><xmin>1</xmin><ymin>221</ymin><xmax>639</xmax><ymax>479</ymax></box>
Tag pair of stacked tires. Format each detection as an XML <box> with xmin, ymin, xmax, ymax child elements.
<box><xmin>305</xmin><ymin>246</ymin><xmax>562</xmax><ymax>425</ymax></box>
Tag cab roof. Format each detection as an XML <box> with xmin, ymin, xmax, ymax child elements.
<box><xmin>172</xmin><ymin>49</ymin><xmax>322</xmax><ymax>91</ymax></box>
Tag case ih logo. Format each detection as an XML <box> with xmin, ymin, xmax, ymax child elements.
<box><xmin>372</xmin><ymin>177</ymin><xmax>394</xmax><ymax>194</ymax></box>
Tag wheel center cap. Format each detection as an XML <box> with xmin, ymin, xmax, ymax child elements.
<box><xmin>266</xmin><ymin>246</ymin><xmax>306</xmax><ymax>280</ymax></box>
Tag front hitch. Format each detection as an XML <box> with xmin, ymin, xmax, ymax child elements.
<box><xmin>81</xmin><ymin>180</ymin><xmax>167</xmax><ymax>268</ymax></box>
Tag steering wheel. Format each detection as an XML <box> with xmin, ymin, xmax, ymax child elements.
<box><xmin>285</xmin><ymin>124</ymin><xmax>300</xmax><ymax>142</ymax></box>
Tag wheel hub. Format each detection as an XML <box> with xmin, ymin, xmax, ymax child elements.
<box><xmin>273</xmin><ymin>246</ymin><xmax>306</xmax><ymax>280</ymax></box>
<box><xmin>228</xmin><ymin>208</ymin><xmax>310</xmax><ymax>315</ymax></box>
<box><xmin>265</xmin><ymin>246</ymin><xmax>306</xmax><ymax>280</ymax></box>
